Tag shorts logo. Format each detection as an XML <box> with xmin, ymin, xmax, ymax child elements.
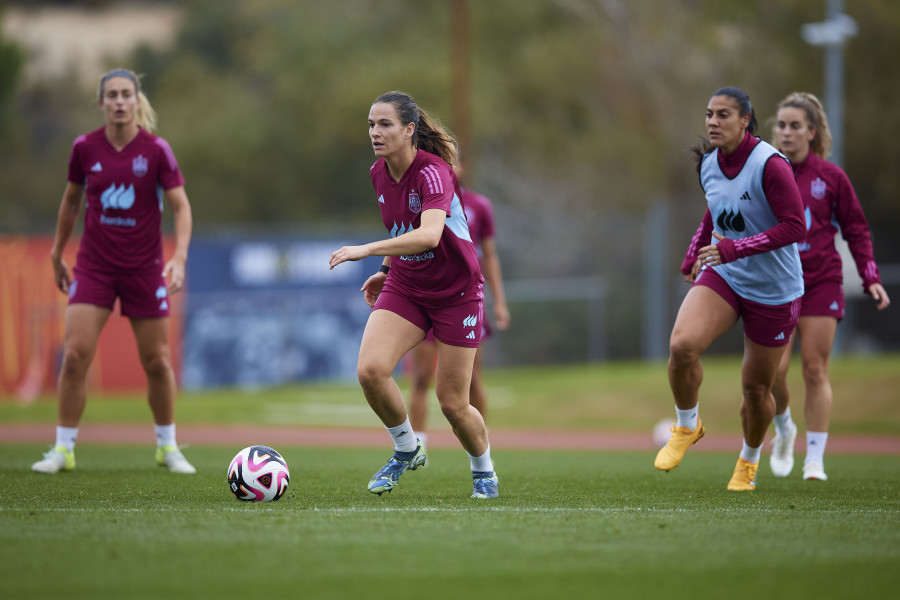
<box><xmin>466</xmin><ymin>331</ymin><xmax>476</xmax><ymax>340</ymax></box>
<box><xmin>155</xmin><ymin>286</ymin><xmax>168</xmax><ymax>299</ymax></box>
<box><xmin>132</xmin><ymin>154</ymin><xmax>149</xmax><ymax>177</ymax></box>
<box><xmin>68</xmin><ymin>279</ymin><xmax>78</xmax><ymax>299</ymax></box>
<box><xmin>829</xmin><ymin>301</ymin><xmax>839</xmax><ymax>311</ymax></box>
<box><xmin>463</xmin><ymin>314</ymin><xmax>478</xmax><ymax>327</ymax></box>
<box><xmin>811</xmin><ymin>177</ymin><xmax>826</xmax><ymax>200</ymax></box>
<box><xmin>408</xmin><ymin>191</ymin><xmax>421</xmax><ymax>213</ymax></box>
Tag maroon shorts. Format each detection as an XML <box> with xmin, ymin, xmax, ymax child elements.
<box><xmin>799</xmin><ymin>279</ymin><xmax>845</xmax><ymax>319</ymax></box>
<box><xmin>69</xmin><ymin>266</ymin><xmax>170</xmax><ymax>318</ymax></box>
<box><xmin>374</xmin><ymin>284</ymin><xmax>484</xmax><ymax>348</ymax></box>
<box><xmin>695</xmin><ymin>268</ymin><xmax>800</xmax><ymax>347</ymax></box>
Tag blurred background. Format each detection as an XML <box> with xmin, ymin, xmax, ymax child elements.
<box><xmin>1</xmin><ymin>0</ymin><xmax>898</xmax><ymax>397</ymax></box>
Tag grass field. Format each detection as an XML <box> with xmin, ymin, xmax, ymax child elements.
<box><xmin>3</xmin><ymin>445</ymin><xmax>898</xmax><ymax>600</ymax></box>
<box><xmin>2</xmin><ymin>356</ymin><xmax>899</xmax><ymax>599</ymax></box>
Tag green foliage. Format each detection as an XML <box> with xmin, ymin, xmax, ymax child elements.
<box><xmin>3</xmin><ymin>444</ymin><xmax>899</xmax><ymax>599</ymax></box>
<box><xmin>4</xmin><ymin>0</ymin><xmax>899</xmax><ymax>239</ymax></box>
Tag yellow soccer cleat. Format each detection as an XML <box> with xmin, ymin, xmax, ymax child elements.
<box><xmin>727</xmin><ymin>457</ymin><xmax>759</xmax><ymax>491</ymax></box>
<box><xmin>654</xmin><ymin>420</ymin><xmax>705</xmax><ymax>472</ymax></box>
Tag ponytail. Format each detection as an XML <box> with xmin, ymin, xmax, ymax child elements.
<box><xmin>136</xmin><ymin>90</ymin><xmax>158</xmax><ymax>132</ymax></box>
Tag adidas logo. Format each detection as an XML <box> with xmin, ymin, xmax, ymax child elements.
<box><xmin>91</xmin><ymin>162</ymin><xmax>102</xmax><ymax>172</ymax></box>
<box><xmin>463</xmin><ymin>314</ymin><xmax>478</xmax><ymax>327</ymax></box>
<box><xmin>466</xmin><ymin>331</ymin><xmax>476</xmax><ymax>340</ymax></box>
<box><xmin>829</xmin><ymin>301</ymin><xmax>839</xmax><ymax>311</ymax></box>
<box><xmin>378</xmin><ymin>195</ymin><xmax>385</xmax><ymax>204</ymax></box>
<box><xmin>740</xmin><ymin>191</ymin><xmax>752</xmax><ymax>202</ymax></box>
<box><xmin>774</xmin><ymin>331</ymin><xmax>785</xmax><ymax>341</ymax></box>
<box><xmin>159</xmin><ymin>300</ymin><xmax>168</xmax><ymax>310</ymax></box>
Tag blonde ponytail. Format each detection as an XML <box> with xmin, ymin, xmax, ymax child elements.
<box><xmin>136</xmin><ymin>90</ymin><xmax>158</xmax><ymax>132</ymax></box>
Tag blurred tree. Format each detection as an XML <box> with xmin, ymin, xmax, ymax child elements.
<box><xmin>1</xmin><ymin>0</ymin><xmax>898</xmax><ymax>356</ymax></box>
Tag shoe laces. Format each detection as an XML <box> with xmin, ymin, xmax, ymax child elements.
<box><xmin>740</xmin><ymin>461</ymin><xmax>758</xmax><ymax>483</ymax></box>
<box><xmin>374</xmin><ymin>457</ymin><xmax>407</xmax><ymax>479</ymax></box>
<box><xmin>472</xmin><ymin>471</ymin><xmax>497</xmax><ymax>490</ymax></box>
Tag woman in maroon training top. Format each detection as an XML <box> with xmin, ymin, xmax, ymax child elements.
<box><xmin>768</xmin><ymin>92</ymin><xmax>890</xmax><ymax>482</ymax></box>
<box><xmin>329</xmin><ymin>91</ymin><xmax>497</xmax><ymax>499</ymax></box>
<box><xmin>32</xmin><ymin>69</ymin><xmax>195</xmax><ymax>475</ymax></box>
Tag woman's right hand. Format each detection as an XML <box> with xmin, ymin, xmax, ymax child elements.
<box><xmin>685</xmin><ymin>258</ymin><xmax>702</xmax><ymax>283</ymax></box>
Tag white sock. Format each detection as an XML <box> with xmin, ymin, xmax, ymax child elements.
<box><xmin>414</xmin><ymin>431</ymin><xmax>428</xmax><ymax>447</ymax></box>
<box><xmin>773</xmin><ymin>407</ymin><xmax>794</xmax><ymax>436</ymax></box>
<box><xmin>805</xmin><ymin>431</ymin><xmax>829</xmax><ymax>464</ymax></box>
<box><xmin>386</xmin><ymin>418</ymin><xmax>418</xmax><ymax>453</ymax></box>
<box><xmin>468</xmin><ymin>446</ymin><xmax>494</xmax><ymax>473</ymax></box>
<box><xmin>739</xmin><ymin>440</ymin><xmax>762</xmax><ymax>464</ymax></box>
<box><xmin>155</xmin><ymin>424</ymin><xmax>177</xmax><ymax>448</ymax></box>
<box><xmin>676</xmin><ymin>406</ymin><xmax>699</xmax><ymax>430</ymax></box>
<box><xmin>56</xmin><ymin>426</ymin><xmax>78</xmax><ymax>452</ymax></box>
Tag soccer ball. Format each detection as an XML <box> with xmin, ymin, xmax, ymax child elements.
<box><xmin>653</xmin><ymin>419</ymin><xmax>674</xmax><ymax>448</ymax></box>
<box><xmin>227</xmin><ymin>445</ymin><xmax>290</xmax><ymax>502</ymax></box>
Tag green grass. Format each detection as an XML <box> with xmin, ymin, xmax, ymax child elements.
<box><xmin>3</xmin><ymin>444</ymin><xmax>898</xmax><ymax>600</ymax></box>
<box><xmin>3</xmin><ymin>355</ymin><xmax>899</xmax><ymax>599</ymax></box>
<box><xmin>3</xmin><ymin>354</ymin><xmax>900</xmax><ymax>435</ymax></box>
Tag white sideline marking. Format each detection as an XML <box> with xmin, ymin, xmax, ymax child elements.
<box><xmin>1</xmin><ymin>506</ymin><xmax>894</xmax><ymax>515</ymax></box>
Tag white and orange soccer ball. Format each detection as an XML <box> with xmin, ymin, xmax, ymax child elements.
<box><xmin>227</xmin><ymin>445</ymin><xmax>290</xmax><ymax>502</ymax></box>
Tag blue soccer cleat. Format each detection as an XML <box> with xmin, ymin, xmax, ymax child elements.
<box><xmin>368</xmin><ymin>441</ymin><xmax>426</xmax><ymax>495</ymax></box>
<box><xmin>471</xmin><ymin>470</ymin><xmax>499</xmax><ymax>499</ymax></box>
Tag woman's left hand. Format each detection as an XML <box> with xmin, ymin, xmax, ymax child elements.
<box><xmin>698</xmin><ymin>232</ymin><xmax>725</xmax><ymax>267</ymax></box>
<box><xmin>163</xmin><ymin>258</ymin><xmax>186</xmax><ymax>294</ymax></box>
<box><xmin>869</xmin><ymin>283</ymin><xmax>891</xmax><ymax>310</ymax></box>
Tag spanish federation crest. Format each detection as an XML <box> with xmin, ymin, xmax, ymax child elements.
<box><xmin>132</xmin><ymin>154</ymin><xmax>149</xmax><ymax>177</ymax></box>
<box><xmin>811</xmin><ymin>177</ymin><xmax>826</xmax><ymax>200</ymax></box>
<box><xmin>408</xmin><ymin>191</ymin><xmax>421</xmax><ymax>213</ymax></box>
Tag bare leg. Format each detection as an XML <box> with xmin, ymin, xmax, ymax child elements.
<box><xmin>130</xmin><ymin>317</ymin><xmax>178</xmax><ymax>426</ymax></box>
<box><xmin>668</xmin><ymin>285</ymin><xmax>738</xmax><ymax>410</ymax></box>
<box><xmin>434</xmin><ymin>341</ymin><xmax>486</xmax><ymax>457</ymax></box>
<box><xmin>797</xmin><ymin>317</ymin><xmax>837</xmax><ymax>432</ymax></box>
<box><xmin>57</xmin><ymin>304</ymin><xmax>111</xmax><ymax>427</ymax></box>
<box><xmin>740</xmin><ymin>338</ymin><xmax>790</xmax><ymax>448</ymax></box>
<box><xmin>468</xmin><ymin>346</ymin><xmax>487</xmax><ymax>420</ymax></box>
<box><xmin>357</xmin><ymin>310</ymin><xmax>426</xmax><ymax>427</ymax></box>
<box><xmin>772</xmin><ymin>332</ymin><xmax>796</xmax><ymax>415</ymax></box>
<box><xmin>407</xmin><ymin>340</ymin><xmax>437</xmax><ymax>432</ymax></box>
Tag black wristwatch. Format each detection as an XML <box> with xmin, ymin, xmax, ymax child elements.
<box><xmin>378</xmin><ymin>265</ymin><xmax>390</xmax><ymax>275</ymax></box>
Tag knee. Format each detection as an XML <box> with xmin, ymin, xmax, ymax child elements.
<box><xmin>801</xmin><ymin>360</ymin><xmax>829</xmax><ymax>387</ymax></box>
<box><xmin>141</xmin><ymin>351</ymin><xmax>172</xmax><ymax>378</ymax></box>
<box><xmin>59</xmin><ymin>346</ymin><xmax>92</xmax><ymax>378</ymax></box>
<box><xmin>742</xmin><ymin>381</ymin><xmax>770</xmax><ymax>406</ymax></box>
<box><xmin>411</xmin><ymin>368</ymin><xmax>433</xmax><ymax>391</ymax></box>
<box><xmin>669</xmin><ymin>334</ymin><xmax>701</xmax><ymax>368</ymax></box>
<box><xmin>439</xmin><ymin>401</ymin><xmax>467</xmax><ymax>425</ymax></box>
<box><xmin>357</xmin><ymin>359</ymin><xmax>392</xmax><ymax>392</ymax></box>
